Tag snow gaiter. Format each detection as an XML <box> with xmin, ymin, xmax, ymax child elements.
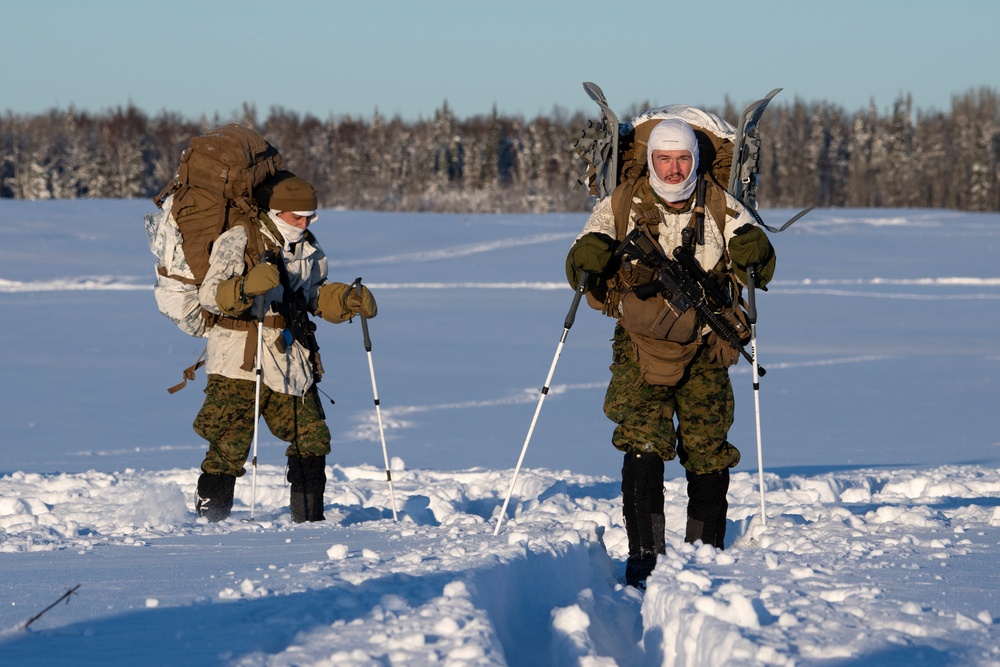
<box><xmin>622</xmin><ymin>451</ymin><xmax>666</xmax><ymax>586</ymax></box>
<box><xmin>288</xmin><ymin>455</ymin><xmax>327</xmax><ymax>522</ymax></box>
<box><xmin>684</xmin><ymin>468</ymin><xmax>730</xmax><ymax>549</ymax></box>
<box><xmin>196</xmin><ymin>472</ymin><xmax>236</xmax><ymax>522</ymax></box>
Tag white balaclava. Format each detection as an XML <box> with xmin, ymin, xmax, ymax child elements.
<box><xmin>647</xmin><ymin>119</ymin><xmax>700</xmax><ymax>203</ymax></box>
<box><xmin>268</xmin><ymin>209</ymin><xmax>307</xmax><ymax>248</ymax></box>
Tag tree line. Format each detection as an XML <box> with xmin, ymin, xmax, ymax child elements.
<box><xmin>2</xmin><ymin>88</ymin><xmax>998</xmax><ymax>212</ymax></box>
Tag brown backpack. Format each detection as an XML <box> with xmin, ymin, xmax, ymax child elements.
<box><xmin>153</xmin><ymin>124</ymin><xmax>284</xmax><ymax>289</ymax></box>
<box><xmin>145</xmin><ymin>125</ymin><xmax>284</xmax><ymax>391</ymax></box>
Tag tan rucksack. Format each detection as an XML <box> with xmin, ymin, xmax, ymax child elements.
<box><xmin>145</xmin><ymin>124</ymin><xmax>284</xmax><ymax>337</ymax></box>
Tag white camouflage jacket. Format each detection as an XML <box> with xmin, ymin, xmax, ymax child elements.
<box><xmin>580</xmin><ymin>187</ymin><xmax>749</xmax><ymax>278</ymax></box>
<box><xmin>580</xmin><ymin>185</ymin><xmax>751</xmax><ymax>336</ymax></box>
<box><xmin>199</xmin><ymin>221</ymin><xmax>329</xmax><ymax>397</ymax></box>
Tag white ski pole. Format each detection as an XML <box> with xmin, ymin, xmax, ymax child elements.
<box><xmin>353</xmin><ymin>278</ymin><xmax>398</xmax><ymax>521</ymax></box>
<box><xmin>746</xmin><ymin>265</ymin><xmax>767</xmax><ymax>527</ymax></box>
<box><xmin>493</xmin><ymin>272</ymin><xmax>589</xmax><ymax>536</ymax></box>
<box><xmin>249</xmin><ymin>283</ymin><xmax>266</xmax><ymax>521</ymax></box>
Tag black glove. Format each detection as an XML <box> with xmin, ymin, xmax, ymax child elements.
<box><xmin>728</xmin><ymin>224</ymin><xmax>775</xmax><ymax>287</ymax></box>
<box><xmin>565</xmin><ymin>232</ymin><xmax>616</xmax><ymax>289</ymax></box>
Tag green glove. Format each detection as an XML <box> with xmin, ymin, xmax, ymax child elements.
<box><xmin>345</xmin><ymin>285</ymin><xmax>377</xmax><ymax>318</ymax></box>
<box><xmin>728</xmin><ymin>224</ymin><xmax>776</xmax><ymax>287</ymax></box>
<box><xmin>242</xmin><ymin>262</ymin><xmax>280</xmax><ymax>297</ymax></box>
<box><xmin>565</xmin><ymin>232</ymin><xmax>615</xmax><ymax>289</ymax></box>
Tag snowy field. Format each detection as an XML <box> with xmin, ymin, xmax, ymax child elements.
<box><xmin>0</xmin><ymin>200</ymin><xmax>998</xmax><ymax>666</ymax></box>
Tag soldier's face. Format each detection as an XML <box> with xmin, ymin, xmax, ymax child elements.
<box><xmin>277</xmin><ymin>211</ymin><xmax>314</xmax><ymax>229</ymax></box>
<box><xmin>651</xmin><ymin>150</ymin><xmax>693</xmax><ymax>184</ymax></box>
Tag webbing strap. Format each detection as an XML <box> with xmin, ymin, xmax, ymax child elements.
<box><xmin>213</xmin><ymin>314</ymin><xmax>286</xmax><ymax>332</ymax></box>
<box><xmin>215</xmin><ymin>314</ymin><xmax>287</xmax><ymax>372</ymax></box>
<box><xmin>168</xmin><ymin>347</ymin><xmax>207</xmax><ymax>394</ymax></box>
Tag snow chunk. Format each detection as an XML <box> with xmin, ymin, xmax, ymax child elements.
<box><xmin>676</xmin><ymin>569</ymin><xmax>712</xmax><ymax>592</ymax></box>
<box><xmin>693</xmin><ymin>592</ymin><xmax>760</xmax><ymax>629</ymax></box>
<box><xmin>327</xmin><ymin>544</ymin><xmax>349</xmax><ymax>560</ymax></box>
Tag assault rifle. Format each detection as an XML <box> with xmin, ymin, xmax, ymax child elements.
<box><xmin>276</xmin><ymin>287</ymin><xmax>324</xmax><ymax>380</ymax></box>
<box><xmin>262</xmin><ymin>250</ymin><xmax>325</xmax><ymax>385</ymax></box>
<box><xmin>614</xmin><ymin>227</ymin><xmax>763</xmax><ymax>373</ymax></box>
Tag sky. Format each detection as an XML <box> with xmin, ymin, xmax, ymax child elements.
<box><xmin>3</xmin><ymin>0</ymin><xmax>998</xmax><ymax>123</ymax></box>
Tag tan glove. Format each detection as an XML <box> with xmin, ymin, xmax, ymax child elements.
<box><xmin>346</xmin><ymin>285</ymin><xmax>377</xmax><ymax>318</ymax></box>
<box><xmin>215</xmin><ymin>276</ymin><xmax>250</xmax><ymax>317</ymax></box>
<box><xmin>316</xmin><ymin>282</ymin><xmax>378</xmax><ymax>323</ymax></box>
<box><xmin>242</xmin><ymin>262</ymin><xmax>280</xmax><ymax>297</ymax></box>
<box><xmin>315</xmin><ymin>283</ymin><xmax>354</xmax><ymax>323</ymax></box>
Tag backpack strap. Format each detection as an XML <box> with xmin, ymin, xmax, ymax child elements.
<box><xmin>234</xmin><ymin>212</ymin><xmax>283</xmax><ymax>371</ymax></box>
<box><xmin>611</xmin><ymin>179</ymin><xmax>661</xmax><ymax>240</ymax></box>
<box><xmin>167</xmin><ymin>347</ymin><xmax>207</xmax><ymax>394</ymax></box>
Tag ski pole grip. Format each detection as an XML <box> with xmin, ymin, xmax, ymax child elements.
<box><xmin>746</xmin><ymin>265</ymin><xmax>758</xmax><ymax>324</ymax></box>
<box><xmin>353</xmin><ymin>277</ymin><xmax>373</xmax><ymax>352</ymax></box>
<box><xmin>565</xmin><ymin>271</ymin><xmax>589</xmax><ymax>329</ymax></box>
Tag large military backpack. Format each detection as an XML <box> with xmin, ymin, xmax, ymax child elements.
<box><xmin>144</xmin><ymin>124</ymin><xmax>283</xmax><ymax>337</ymax></box>
<box><xmin>575</xmin><ymin>82</ymin><xmax>806</xmax><ymax>235</ymax></box>
<box><xmin>614</xmin><ymin>105</ymin><xmax>736</xmax><ymax>241</ymax></box>
<box><xmin>576</xmin><ymin>100</ymin><xmax>738</xmax><ymax>241</ymax></box>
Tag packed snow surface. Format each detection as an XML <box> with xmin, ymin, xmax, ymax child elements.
<box><xmin>1</xmin><ymin>201</ymin><xmax>998</xmax><ymax>665</ymax></box>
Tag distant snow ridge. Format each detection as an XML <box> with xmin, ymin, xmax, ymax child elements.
<box><xmin>0</xmin><ymin>276</ymin><xmax>150</xmax><ymax>292</ymax></box>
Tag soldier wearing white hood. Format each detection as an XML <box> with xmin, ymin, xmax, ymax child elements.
<box><xmin>567</xmin><ymin>115</ymin><xmax>776</xmax><ymax>586</ymax></box>
<box><xmin>193</xmin><ymin>172</ymin><xmax>377</xmax><ymax>523</ymax></box>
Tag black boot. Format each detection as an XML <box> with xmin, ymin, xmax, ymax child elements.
<box><xmin>684</xmin><ymin>468</ymin><xmax>730</xmax><ymax>549</ymax></box>
<box><xmin>622</xmin><ymin>451</ymin><xmax>665</xmax><ymax>587</ymax></box>
<box><xmin>196</xmin><ymin>472</ymin><xmax>236</xmax><ymax>522</ymax></box>
<box><xmin>288</xmin><ymin>455</ymin><xmax>327</xmax><ymax>522</ymax></box>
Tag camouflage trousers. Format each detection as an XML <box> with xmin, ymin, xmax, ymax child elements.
<box><xmin>194</xmin><ymin>374</ymin><xmax>331</xmax><ymax>477</ymax></box>
<box><xmin>604</xmin><ymin>325</ymin><xmax>740</xmax><ymax>474</ymax></box>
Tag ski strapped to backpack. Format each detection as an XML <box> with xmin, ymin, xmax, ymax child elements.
<box><xmin>144</xmin><ymin>124</ymin><xmax>285</xmax><ymax>391</ymax></box>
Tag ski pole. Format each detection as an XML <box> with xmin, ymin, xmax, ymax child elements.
<box><xmin>493</xmin><ymin>271</ymin><xmax>589</xmax><ymax>536</ymax></box>
<box><xmin>249</xmin><ymin>281</ymin><xmax>267</xmax><ymax>521</ymax></box>
<box><xmin>352</xmin><ymin>277</ymin><xmax>398</xmax><ymax>521</ymax></box>
<box><xmin>746</xmin><ymin>265</ymin><xmax>767</xmax><ymax>527</ymax></box>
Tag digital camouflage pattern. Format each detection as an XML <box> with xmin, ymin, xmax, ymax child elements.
<box><xmin>195</xmin><ymin>374</ymin><xmax>331</xmax><ymax>477</ymax></box>
<box><xmin>603</xmin><ymin>325</ymin><xmax>740</xmax><ymax>475</ymax></box>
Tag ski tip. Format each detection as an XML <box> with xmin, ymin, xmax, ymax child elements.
<box><xmin>582</xmin><ymin>81</ymin><xmax>605</xmax><ymax>101</ymax></box>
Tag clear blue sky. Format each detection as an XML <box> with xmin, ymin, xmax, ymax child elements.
<box><xmin>3</xmin><ymin>0</ymin><xmax>998</xmax><ymax>121</ymax></box>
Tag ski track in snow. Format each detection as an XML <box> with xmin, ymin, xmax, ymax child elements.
<box><xmin>0</xmin><ymin>465</ymin><xmax>998</xmax><ymax>666</ymax></box>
